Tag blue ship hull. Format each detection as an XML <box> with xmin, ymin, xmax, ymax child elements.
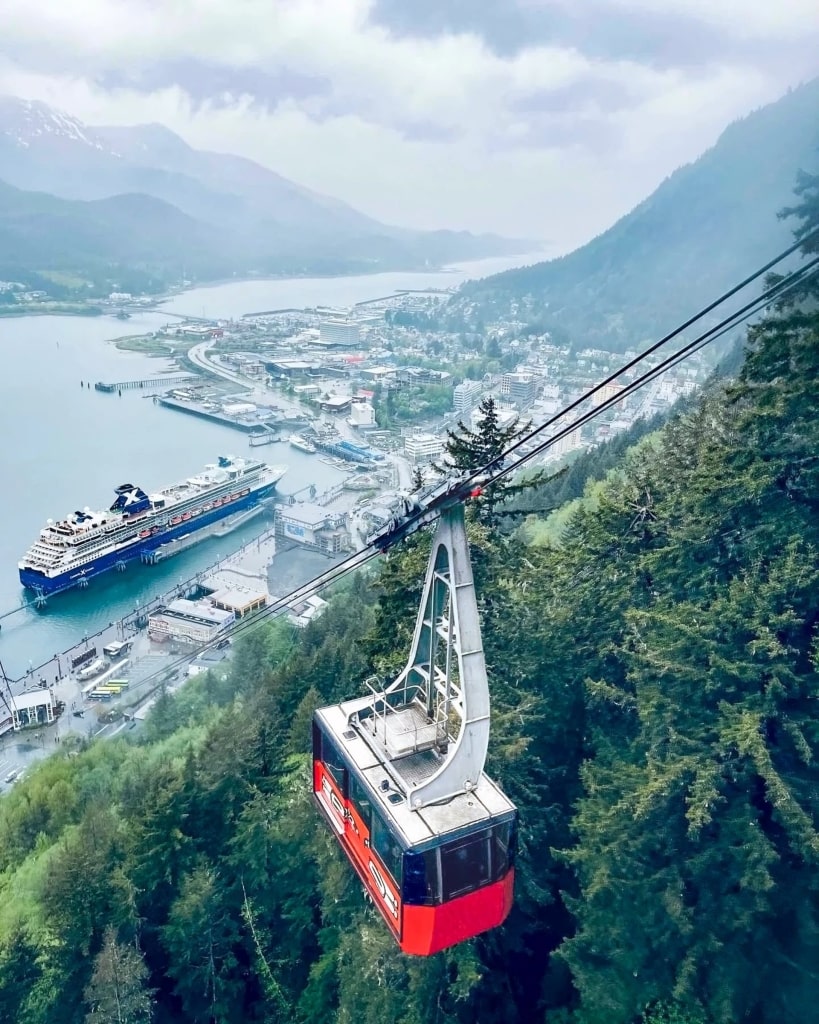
<box><xmin>19</xmin><ymin>482</ymin><xmax>279</xmax><ymax>596</ymax></box>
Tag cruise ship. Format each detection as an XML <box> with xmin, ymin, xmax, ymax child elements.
<box><xmin>19</xmin><ymin>456</ymin><xmax>287</xmax><ymax>595</ymax></box>
<box><xmin>288</xmin><ymin>434</ymin><xmax>317</xmax><ymax>454</ymax></box>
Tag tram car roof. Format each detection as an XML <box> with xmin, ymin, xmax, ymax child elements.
<box><xmin>316</xmin><ymin>697</ymin><xmax>516</xmax><ymax>851</ymax></box>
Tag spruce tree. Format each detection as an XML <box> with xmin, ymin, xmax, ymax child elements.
<box><xmin>439</xmin><ymin>396</ymin><xmax>528</xmax><ymax>524</ymax></box>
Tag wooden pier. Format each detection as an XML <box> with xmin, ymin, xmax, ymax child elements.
<box><xmin>94</xmin><ymin>374</ymin><xmax>198</xmax><ymax>393</ymax></box>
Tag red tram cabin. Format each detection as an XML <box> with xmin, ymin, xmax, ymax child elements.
<box><xmin>312</xmin><ymin>502</ymin><xmax>517</xmax><ymax>956</ymax></box>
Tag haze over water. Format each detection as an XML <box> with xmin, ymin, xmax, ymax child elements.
<box><xmin>0</xmin><ymin>252</ymin><xmax>543</xmax><ymax>678</ymax></box>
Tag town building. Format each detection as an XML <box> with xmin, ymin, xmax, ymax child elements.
<box><xmin>319</xmin><ymin>318</ymin><xmax>360</xmax><ymax>347</ymax></box>
<box><xmin>591</xmin><ymin>381</ymin><xmax>625</xmax><ymax>408</ymax></box>
<box><xmin>349</xmin><ymin>398</ymin><xmax>376</xmax><ymax>428</ymax></box>
<box><xmin>287</xmin><ymin>594</ymin><xmax>329</xmax><ymax>628</ymax></box>
<box><xmin>360</xmin><ymin>366</ymin><xmax>397</xmax><ymax>384</ymax></box>
<box><xmin>148</xmin><ymin>599</ymin><xmax>235</xmax><ymax>645</ymax></box>
<box><xmin>9</xmin><ymin>688</ymin><xmax>58</xmax><ymax>730</ymax></box>
<box><xmin>223</xmin><ymin>353</ymin><xmax>266</xmax><ymax>378</ymax></box>
<box><xmin>453</xmin><ymin>380</ymin><xmax>482</xmax><ymax>414</ymax></box>
<box><xmin>398</xmin><ymin>367</ymin><xmax>453</xmax><ymax>386</ymax></box>
<box><xmin>266</xmin><ymin>359</ymin><xmax>322</xmax><ymax>379</ymax></box>
<box><xmin>405</xmin><ymin>433</ymin><xmax>445</xmax><ymax>464</ymax></box>
<box><xmin>276</xmin><ymin>504</ymin><xmax>351</xmax><ymax>553</ymax></box>
<box><xmin>470</xmin><ymin>406</ymin><xmax>520</xmax><ymax>432</ymax></box>
<box><xmin>501</xmin><ymin>372</ymin><xmax>538</xmax><ymax>411</ymax></box>
<box><xmin>319</xmin><ymin>395</ymin><xmax>352</xmax><ymax>415</ymax></box>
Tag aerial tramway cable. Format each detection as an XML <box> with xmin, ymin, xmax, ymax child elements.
<box><xmin>131</xmin><ymin>237</ymin><xmax>819</xmax><ymax>688</ymax></box>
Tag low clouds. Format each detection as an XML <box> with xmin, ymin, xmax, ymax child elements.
<box><xmin>0</xmin><ymin>0</ymin><xmax>816</xmax><ymax>246</ymax></box>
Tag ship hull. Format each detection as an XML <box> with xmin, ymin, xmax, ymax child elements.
<box><xmin>19</xmin><ymin>481</ymin><xmax>279</xmax><ymax>596</ymax></box>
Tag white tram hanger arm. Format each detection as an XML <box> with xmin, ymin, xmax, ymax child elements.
<box><xmin>359</xmin><ymin>501</ymin><xmax>492</xmax><ymax>809</ymax></box>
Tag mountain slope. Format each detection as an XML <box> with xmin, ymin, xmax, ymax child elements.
<box><xmin>0</xmin><ymin>179</ymin><xmax>244</xmax><ymax>289</ymax></box>
<box><xmin>456</xmin><ymin>78</ymin><xmax>819</xmax><ymax>351</ymax></box>
<box><xmin>0</xmin><ymin>98</ymin><xmax>524</xmax><ymax>279</ymax></box>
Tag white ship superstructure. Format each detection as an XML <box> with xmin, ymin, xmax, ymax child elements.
<box><xmin>19</xmin><ymin>456</ymin><xmax>286</xmax><ymax>594</ymax></box>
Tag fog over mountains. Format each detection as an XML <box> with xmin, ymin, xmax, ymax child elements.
<box><xmin>0</xmin><ymin>97</ymin><xmax>525</xmax><ymax>287</ymax></box>
<box><xmin>455</xmin><ymin>78</ymin><xmax>819</xmax><ymax>353</ymax></box>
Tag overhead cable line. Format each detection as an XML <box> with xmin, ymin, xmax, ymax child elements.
<box><xmin>128</xmin><ymin>238</ymin><xmax>818</xmax><ymax>691</ymax></box>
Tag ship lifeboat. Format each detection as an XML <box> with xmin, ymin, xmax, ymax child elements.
<box><xmin>203</xmin><ymin>503</ymin><xmax>213</xmax><ymax>511</ymax></box>
<box><xmin>231</xmin><ymin>492</ymin><xmax>241</xmax><ymax>500</ymax></box>
<box><xmin>139</xmin><ymin>529</ymin><xmax>151</xmax><ymax>539</ymax></box>
<box><xmin>213</xmin><ymin>498</ymin><xmax>222</xmax><ymax>507</ymax></box>
<box><xmin>242</xmin><ymin>488</ymin><xmax>250</xmax><ymax>496</ymax></box>
<box><xmin>170</xmin><ymin>516</ymin><xmax>182</xmax><ymax>525</ymax></box>
<box><xmin>182</xmin><ymin>512</ymin><xmax>191</xmax><ymax>521</ymax></box>
<box><xmin>193</xmin><ymin>508</ymin><xmax>202</xmax><ymax>516</ymax></box>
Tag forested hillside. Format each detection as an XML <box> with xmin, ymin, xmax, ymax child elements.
<box><xmin>453</xmin><ymin>78</ymin><xmax>819</xmax><ymax>354</ymax></box>
<box><xmin>0</xmin><ymin>178</ymin><xmax>817</xmax><ymax>1023</ymax></box>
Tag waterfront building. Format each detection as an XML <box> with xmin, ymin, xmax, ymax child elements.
<box><xmin>10</xmin><ymin>688</ymin><xmax>57</xmax><ymax>730</ymax></box>
<box><xmin>276</xmin><ymin>504</ymin><xmax>351</xmax><ymax>553</ymax></box>
<box><xmin>148</xmin><ymin>599</ymin><xmax>235</xmax><ymax>645</ymax></box>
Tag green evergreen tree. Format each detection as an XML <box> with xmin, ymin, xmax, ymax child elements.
<box><xmin>84</xmin><ymin>926</ymin><xmax>154</xmax><ymax>1024</ymax></box>
<box><xmin>439</xmin><ymin>396</ymin><xmax>529</xmax><ymax>524</ymax></box>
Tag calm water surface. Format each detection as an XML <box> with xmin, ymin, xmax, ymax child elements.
<box><xmin>0</xmin><ymin>253</ymin><xmax>545</xmax><ymax>676</ymax></box>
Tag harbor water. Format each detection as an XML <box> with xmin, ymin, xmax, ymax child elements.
<box><xmin>0</xmin><ymin>252</ymin><xmax>542</xmax><ymax>677</ymax></box>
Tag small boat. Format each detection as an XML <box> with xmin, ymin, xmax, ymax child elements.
<box><xmin>289</xmin><ymin>434</ymin><xmax>317</xmax><ymax>454</ymax></box>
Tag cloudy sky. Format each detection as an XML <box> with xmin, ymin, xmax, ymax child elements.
<box><xmin>0</xmin><ymin>0</ymin><xmax>817</xmax><ymax>251</ymax></box>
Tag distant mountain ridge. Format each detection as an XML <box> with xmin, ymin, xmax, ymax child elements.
<box><xmin>455</xmin><ymin>79</ymin><xmax>819</xmax><ymax>352</ymax></box>
<box><xmin>0</xmin><ymin>97</ymin><xmax>525</xmax><ymax>289</ymax></box>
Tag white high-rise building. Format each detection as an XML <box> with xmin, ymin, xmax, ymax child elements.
<box><xmin>453</xmin><ymin>380</ymin><xmax>482</xmax><ymax>414</ymax></box>
<box><xmin>319</xmin><ymin>318</ymin><xmax>360</xmax><ymax>347</ymax></box>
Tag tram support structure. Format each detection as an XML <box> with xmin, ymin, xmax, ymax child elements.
<box><xmin>352</xmin><ymin>503</ymin><xmax>490</xmax><ymax>809</ymax></box>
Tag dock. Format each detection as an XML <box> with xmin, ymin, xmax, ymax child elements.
<box><xmin>157</xmin><ymin>396</ymin><xmax>261</xmax><ymax>433</ymax></box>
<box><xmin>148</xmin><ymin>506</ymin><xmax>269</xmax><ymax>562</ymax></box>
<box><xmin>95</xmin><ymin>374</ymin><xmax>198</xmax><ymax>393</ymax></box>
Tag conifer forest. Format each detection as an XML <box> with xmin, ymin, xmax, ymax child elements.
<box><xmin>0</xmin><ymin>179</ymin><xmax>817</xmax><ymax>1024</ymax></box>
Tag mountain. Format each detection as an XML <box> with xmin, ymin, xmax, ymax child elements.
<box><xmin>0</xmin><ymin>98</ymin><xmax>525</xmax><ymax>287</ymax></box>
<box><xmin>0</xmin><ymin>179</ymin><xmax>248</xmax><ymax>292</ymax></box>
<box><xmin>455</xmin><ymin>78</ymin><xmax>819</xmax><ymax>352</ymax></box>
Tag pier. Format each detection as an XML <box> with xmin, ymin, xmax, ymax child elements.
<box><xmin>248</xmin><ymin>423</ymin><xmax>281</xmax><ymax>446</ymax></box>
<box><xmin>157</xmin><ymin>396</ymin><xmax>261</xmax><ymax>433</ymax></box>
<box><xmin>94</xmin><ymin>374</ymin><xmax>199</xmax><ymax>393</ymax></box>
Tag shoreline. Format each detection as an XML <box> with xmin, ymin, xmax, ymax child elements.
<box><xmin>0</xmin><ymin>248</ymin><xmax>545</xmax><ymax>323</ymax></box>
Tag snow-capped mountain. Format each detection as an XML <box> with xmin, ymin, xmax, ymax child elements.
<box><xmin>0</xmin><ymin>96</ymin><xmax>522</xmax><ymax>281</ymax></box>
